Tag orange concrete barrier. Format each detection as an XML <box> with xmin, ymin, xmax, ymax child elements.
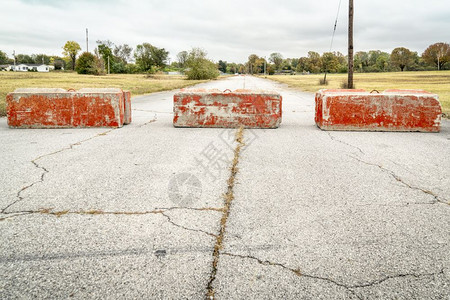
<box><xmin>173</xmin><ymin>89</ymin><xmax>282</xmax><ymax>128</ymax></box>
<box><xmin>315</xmin><ymin>89</ymin><xmax>442</xmax><ymax>132</ymax></box>
<box><xmin>7</xmin><ymin>88</ymin><xmax>132</xmax><ymax>128</ymax></box>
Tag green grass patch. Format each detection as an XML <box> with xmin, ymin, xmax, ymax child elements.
<box><xmin>0</xmin><ymin>72</ymin><xmax>209</xmax><ymax>117</ymax></box>
<box><xmin>267</xmin><ymin>71</ymin><xmax>450</xmax><ymax>117</ymax></box>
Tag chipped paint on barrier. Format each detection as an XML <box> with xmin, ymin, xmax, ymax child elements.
<box><xmin>6</xmin><ymin>88</ymin><xmax>132</xmax><ymax>128</ymax></box>
<box><xmin>315</xmin><ymin>89</ymin><xmax>442</xmax><ymax>132</ymax></box>
<box><xmin>173</xmin><ymin>89</ymin><xmax>282</xmax><ymax>128</ymax></box>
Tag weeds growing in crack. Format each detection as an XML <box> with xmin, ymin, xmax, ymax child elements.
<box><xmin>138</xmin><ymin>115</ymin><xmax>158</xmax><ymax>127</ymax></box>
<box><xmin>206</xmin><ymin>126</ymin><xmax>245</xmax><ymax>300</ymax></box>
<box><xmin>1</xmin><ymin>208</ymin><xmax>218</xmax><ymax>238</ymax></box>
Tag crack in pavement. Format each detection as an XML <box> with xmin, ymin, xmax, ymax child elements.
<box><xmin>138</xmin><ymin>115</ymin><xmax>158</xmax><ymax>127</ymax></box>
<box><xmin>1</xmin><ymin>129</ymin><xmax>114</xmax><ymax>213</ymax></box>
<box><xmin>327</xmin><ymin>132</ymin><xmax>365</xmax><ymax>155</ymax></box>
<box><xmin>206</xmin><ymin>126</ymin><xmax>245</xmax><ymax>300</ymax></box>
<box><xmin>159</xmin><ymin>211</ymin><xmax>217</xmax><ymax>238</ymax></box>
<box><xmin>349</xmin><ymin>155</ymin><xmax>450</xmax><ymax>206</ymax></box>
<box><xmin>222</xmin><ymin>252</ymin><xmax>360</xmax><ymax>299</ymax></box>
<box><xmin>1</xmin><ymin>161</ymin><xmax>49</xmax><ymax>213</ymax></box>
<box><xmin>132</xmin><ymin>109</ymin><xmax>172</xmax><ymax>114</ymax></box>
<box><xmin>223</xmin><ymin>252</ymin><xmax>444</xmax><ymax>299</ymax></box>
<box><xmin>0</xmin><ymin>207</ymin><xmax>218</xmax><ymax>238</ymax></box>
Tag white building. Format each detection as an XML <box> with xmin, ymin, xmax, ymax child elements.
<box><xmin>11</xmin><ymin>64</ymin><xmax>51</xmax><ymax>72</ymax></box>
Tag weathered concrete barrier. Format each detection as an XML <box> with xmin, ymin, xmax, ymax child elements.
<box><xmin>7</xmin><ymin>88</ymin><xmax>132</xmax><ymax>128</ymax></box>
<box><xmin>315</xmin><ymin>89</ymin><xmax>442</xmax><ymax>132</ymax></box>
<box><xmin>123</xmin><ymin>90</ymin><xmax>132</xmax><ymax>125</ymax></box>
<box><xmin>173</xmin><ymin>89</ymin><xmax>282</xmax><ymax>128</ymax></box>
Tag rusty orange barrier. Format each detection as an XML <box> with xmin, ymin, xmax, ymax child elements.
<box><xmin>315</xmin><ymin>89</ymin><xmax>442</xmax><ymax>132</ymax></box>
<box><xmin>7</xmin><ymin>88</ymin><xmax>132</xmax><ymax>128</ymax></box>
<box><xmin>173</xmin><ymin>89</ymin><xmax>282</xmax><ymax>128</ymax></box>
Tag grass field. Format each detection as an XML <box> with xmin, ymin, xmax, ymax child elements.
<box><xmin>0</xmin><ymin>72</ymin><xmax>208</xmax><ymax>116</ymax></box>
<box><xmin>267</xmin><ymin>71</ymin><xmax>450</xmax><ymax>117</ymax></box>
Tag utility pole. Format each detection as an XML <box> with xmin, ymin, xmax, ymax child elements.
<box><xmin>264</xmin><ymin>57</ymin><xmax>267</xmax><ymax>76</ymax></box>
<box><xmin>13</xmin><ymin>50</ymin><xmax>16</xmax><ymax>71</ymax></box>
<box><xmin>348</xmin><ymin>0</ymin><xmax>354</xmax><ymax>89</ymax></box>
<box><xmin>86</xmin><ymin>28</ymin><xmax>89</xmax><ymax>53</ymax></box>
<box><xmin>107</xmin><ymin>56</ymin><xmax>110</xmax><ymax>74</ymax></box>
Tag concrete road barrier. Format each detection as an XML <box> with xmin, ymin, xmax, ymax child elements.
<box><xmin>173</xmin><ymin>89</ymin><xmax>282</xmax><ymax>128</ymax></box>
<box><xmin>123</xmin><ymin>90</ymin><xmax>132</xmax><ymax>125</ymax></box>
<box><xmin>315</xmin><ymin>89</ymin><xmax>442</xmax><ymax>132</ymax></box>
<box><xmin>7</xmin><ymin>88</ymin><xmax>132</xmax><ymax>128</ymax></box>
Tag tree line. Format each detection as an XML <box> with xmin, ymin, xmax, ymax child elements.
<box><xmin>1</xmin><ymin>42</ymin><xmax>448</xmax><ymax>79</ymax></box>
<box><xmin>240</xmin><ymin>43</ymin><xmax>450</xmax><ymax>75</ymax></box>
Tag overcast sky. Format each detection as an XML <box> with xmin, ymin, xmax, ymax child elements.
<box><xmin>1</xmin><ymin>0</ymin><xmax>449</xmax><ymax>63</ymax></box>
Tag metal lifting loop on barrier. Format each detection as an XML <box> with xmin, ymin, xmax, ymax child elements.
<box><xmin>67</xmin><ymin>88</ymin><xmax>76</xmax><ymax>92</ymax></box>
<box><xmin>370</xmin><ymin>90</ymin><xmax>380</xmax><ymax>94</ymax></box>
<box><xmin>223</xmin><ymin>89</ymin><xmax>232</xmax><ymax>93</ymax></box>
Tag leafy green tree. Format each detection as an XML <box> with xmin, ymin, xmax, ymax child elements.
<box><xmin>52</xmin><ymin>58</ymin><xmax>65</xmax><ymax>70</ymax></box>
<box><xmin>354</xmin><ymin>51</ymin><xmax>369</xmax><ymax>72</ymax></box>
<box><xmin>97</xmin><ymin>42</ymin><xmax>114</xmax><ymax>62</ymax></box>
<box><xmin>16</xmin><ymin>54</ymin><xmax>34</xmax><ymax>64</ymax></box>
<box><xmin>290</xmin><ymin>58</ymin><xmax>299</xmax><ymax>70</ymax></box>
<box><xmin>113</xmin><ymin>44</ymin><xmax>133</xmax><ymax>63</ymax></box>
<box><xmin>335</xmin><ymin>52</ymin><xmax>348</xmax><ymax>73</ymax></box>
<box><xmin>269</xmin><ymin>53</ymin><xmax>283</xmax><ymax>71</ymax></box>
<box><xmin>247</xmin><ymin>54</ymin><xmax>259</xmax><ymax>74</ymax></box>
<box><xmin>281</xmin><ymin>58</ymin><xmax>292</xmax><ymax>70</ymax></box>
<box><xmin>96</xmin><ymin>41</ymin><xmax>132</xmax><ymax>73</ymax></box>
<box><xmin>218</xmin><ymin>60</ymin><xmax>227</xmax><ymax>73</ymax></box>
<box><xmin>322</xmin><ymin>52</ymin><xmax>340</xmax><ymax>73</ymax></box>
<box><xmin>0</xmin><ymin>50</ymin><xmax>9</xmax><ymax>64</ymax></box>
<box><xmin>368</xmin><ymin>50</ymin><xmax>382</xmax><ymax>67</ymax></box>
<box><xmin>422</xmin><ymin>42</ymin><xmax>450</xmax><ymax>70</ymax></box>
<box><xmin>177</xmin><ymin>51</ymin><xmax>188</xmax><ymax>69</ymax></box>
<box><xmin>390</xmin><ymin>47</ymin><xmax>414</xmax><ymax>71</ymax></box>
<box><xmin>97</xmin><ymin>42</ymin><xmax>115</xmax><ymax>72</ymax></box>
<box><xmin>375</xmin><ymin>53</ymin><xmax>390</xmax><ymax>72</ymax></box>
<box><xmin>185</xmin><ymin>48</ymin><xmax>219</xmax><ymax>80</ymax></box>
<box><xmin>246</xmin><ymin>54</ymin><xmax>266</xmax><ymax>74</ymax></box>
<box><xmin>134</xmin><ymin>43</ymin><xmax>169</xmax><ymax>72</ymax></box>
<box><xmin>62</xmin><ymin>41</ymin><xmax>81</xmax><ymax>70</ymax></box>
<box><xmin>32</xmin><ymin>54</ymin><xmax>51</xmax><ymax>65</ymax></box>
<box><xmin>307</xmin><ymin>51</ymin><xmax>322</xmax><ymax>73</ymax></box>
<box><xmin>75</xmin><ymin>52</ymin><xmax>102</xmax><ymax>75</ymax></box>
<box><xmin>295</xmin><ymin>57</ymin><xmax>310</xmax><ymax>73</ymax></box>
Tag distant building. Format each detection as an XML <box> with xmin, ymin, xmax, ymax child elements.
<box><xmin>0</xmin><ymin>64</ymin><xmax>11</xmax><ymax>71</ymax></box>
<box><xmin>9</xmin><ymin>64</ymin><xmax>51</xmax><ymax>72</ymax></box>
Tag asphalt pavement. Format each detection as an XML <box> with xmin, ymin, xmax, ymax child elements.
<box><xmin>1</xmin><ymin>75</ymin><xmax>449</xmax><ymax>299</ymax></box>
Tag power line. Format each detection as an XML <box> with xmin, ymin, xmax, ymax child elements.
<box><xmin>329</xmin><ymin>0</ymin><xmax>342</xmax><ymax>52</ymax></box>
<box><xmin>323</xmin><ymin>0</ymin><xmax>343</xmax><ymax>84</ymax></box>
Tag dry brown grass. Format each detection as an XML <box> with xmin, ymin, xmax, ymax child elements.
<box><xmin>0</xmin><ymin>72</ymin><xmax>209</xmax><ymax>116</ymax></box>
<box><xmin>268</xmin><ymin>71</ymin><xmax>450</xmax><ymax>116</ymax></box>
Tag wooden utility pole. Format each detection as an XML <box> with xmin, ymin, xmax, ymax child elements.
<box><xmin>348</xmin><ymin>0</ymin><xmax>354</xmax><ymax>89</ymax></box>
<box><xmin>86</xmin><ymin>28</ymin><xmax>89</xmax><ymax>53</ymax></box>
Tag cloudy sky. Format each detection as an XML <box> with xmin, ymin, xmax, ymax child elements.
<box><xmin>1</xmin><ymin>0</ymin><xmax>449</xmax><ymax>63</ymax></box>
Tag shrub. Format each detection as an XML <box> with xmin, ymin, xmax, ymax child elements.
<box><xmin>319</xmin><ymin>78</ymin><xmax>328</xmax><ymax>85</ymax></box>
<box><xmin>75</xmin><ymin>52</ymin><xmax>103</xmax><ymax>75</ymax></box>
<box><xmin>340</xmin><ymin>81</ymin><xmax>356</xmax><ymax>89</ymax></box>
<box><xmin>185</xmin><ymin>48</ymin><xmax>219</xmax><ymax>80</ymax></box>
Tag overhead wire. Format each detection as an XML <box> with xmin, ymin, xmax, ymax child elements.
<box><xmin>323</xmin><ymin>0</ymin><xmax>343</xmax><ymax>83</ymax></box>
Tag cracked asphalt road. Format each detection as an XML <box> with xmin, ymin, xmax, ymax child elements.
<box><xmin>1</xmin><ymin>76</ymin><xmax>449</xmax><ymax>299</ymax></box>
